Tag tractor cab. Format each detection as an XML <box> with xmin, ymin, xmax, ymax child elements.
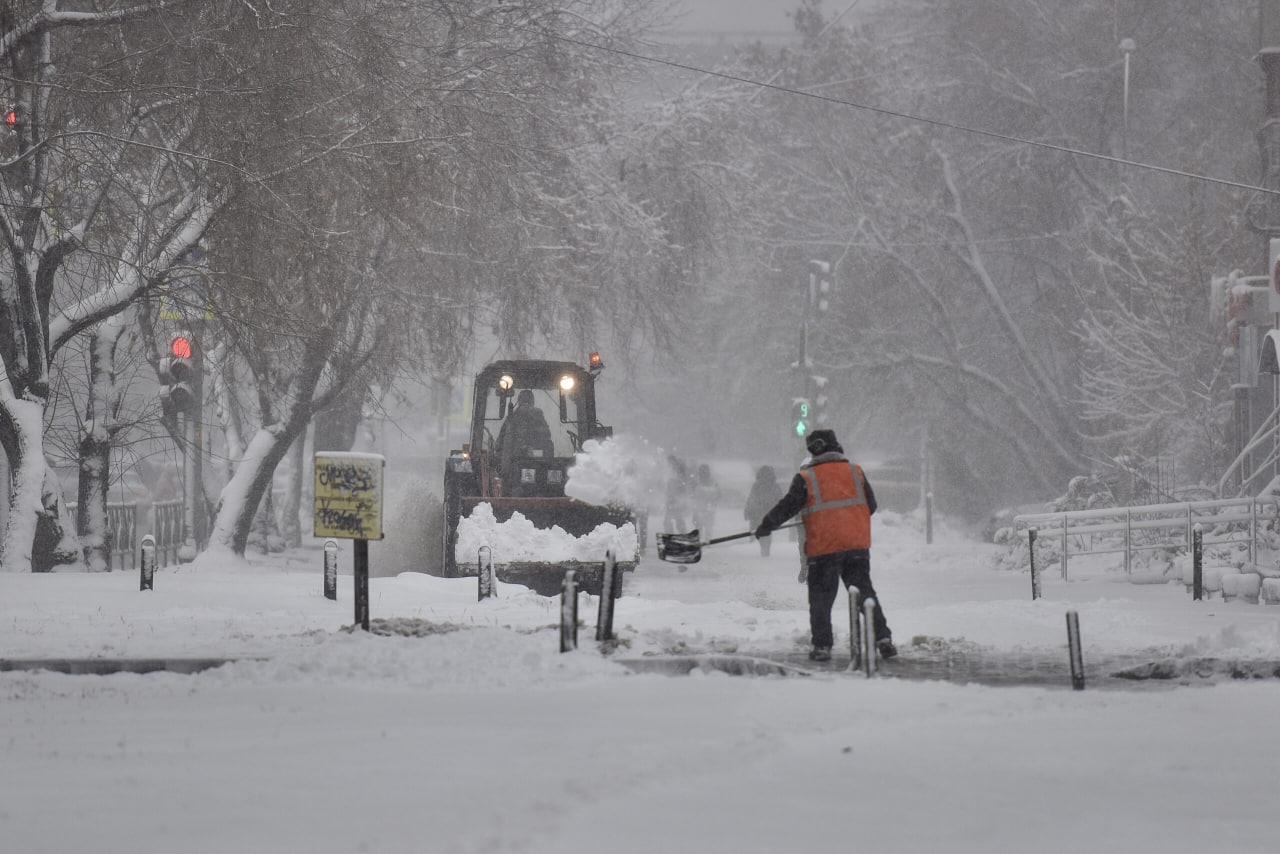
<box><xmin>470</xmin><ymin>359</ymin><xmax>610</xmax><ymax>499</ymax></box>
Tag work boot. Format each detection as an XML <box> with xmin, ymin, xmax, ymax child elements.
<box><xmin>876</xmin><ymin>639</ymin><xmax>898</xmax><ymax>660</ymax></box>
<box><xmin>808</xmin><ymin>647</ymin><xmax>832</xmax><ymax>662</ymax></box>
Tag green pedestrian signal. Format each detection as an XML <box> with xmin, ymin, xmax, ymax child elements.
<box><xmin>791</xmin><ymin>399</ymin><xmax>811</xmax><ymax>437</ymax></box>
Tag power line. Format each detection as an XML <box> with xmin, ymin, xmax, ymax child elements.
<box><xmin>496</xmin><ymin>14</ymin><xmax>1280</xmax><ymax>198</ymax></box>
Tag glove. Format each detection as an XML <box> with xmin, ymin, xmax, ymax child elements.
<box><xmin>754</xmin><ymin>525</ymin><xmax>771</xmax><ymax>540</ymax></box>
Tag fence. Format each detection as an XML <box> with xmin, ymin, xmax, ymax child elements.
<box><xmin>1013</xmin><ymin>497</ymin><xmax>1280</xmax><ymax>579</ymax></box>
<box><xmin>68</xmin><ymin>499</ymin><xmax>185</xmax><ymax>570</ymax></box>
<box><xmin>151</xmin><ymin>500</ymin><xmax>184</xmax><ymax>567</ymax></box>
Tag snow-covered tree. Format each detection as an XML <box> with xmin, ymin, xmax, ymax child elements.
<box><xmin>1</xmin><ymin>0</ymin><xmax>215</xmax><ymax>571</ymax></box>
<box><xmin>664</xmin><ymin>0</ymin><xmax>1257</xmax><ymax>511</ymax></box>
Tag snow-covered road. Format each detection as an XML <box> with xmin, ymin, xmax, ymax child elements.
<box><xmin>4</xmin><ymin>506</ymin><xmax>1280</xmax><ymax>853</ymax></box>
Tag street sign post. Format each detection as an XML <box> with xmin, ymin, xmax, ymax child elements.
<box><xmin>314</xmin><ymin>452</ymin><xmax>386</xmax><ymax>630</ymax></box>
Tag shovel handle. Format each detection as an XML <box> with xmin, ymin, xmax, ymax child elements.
<box><xmin>706</xmin><ymin>521</ymin><xmax>800</xmax><ymax>546</ymax></box>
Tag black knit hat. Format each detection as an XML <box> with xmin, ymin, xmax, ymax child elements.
<box><xmin>805</xmin><ymin>429</ymin><xmax>841</xmax><ymax>456</ymax></box>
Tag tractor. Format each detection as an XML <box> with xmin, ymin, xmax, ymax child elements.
<box><xmin>440</xmin><ymin>355</ymin><xmax>637</xmax><ymax>595</ymax></box>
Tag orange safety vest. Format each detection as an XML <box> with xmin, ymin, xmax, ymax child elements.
<box><xmin>799</xmin><ymin>460</ymin><xmax>870</xmax><ymax>556</ymax></box>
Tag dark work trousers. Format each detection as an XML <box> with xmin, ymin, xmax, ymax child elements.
<box><xmin>806</xmin><ymin>549</ymin><xmax>891</xmax><ymax>649</ymax></box>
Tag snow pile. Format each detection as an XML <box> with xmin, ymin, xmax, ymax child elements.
<box><xmin>454</xmin><ymin>502</ymin><xmax>638</xmax><ymax>565</ymax></box>
<box><xmin>564</xmin><ymin>433</ymin><xmax>666</xmax><ymax>510</ymax></box>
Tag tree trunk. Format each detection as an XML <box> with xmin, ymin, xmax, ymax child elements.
<box><xmin>281</xmin><ymin>431</ymin><xmax>306</xmax><ymax>548</ymax></box>
<box><xmin>76</xmin><ymin>325</ymin><xmax>124</xmax><ymax>571</ymax></box>
<box><xmin>76</xmin><ymin>432</ymin><xmax>111</xmax><ymax>571</ymax></box>
<box><xmin>1</xmin><ymin>397</ymin><xmax>82</xmax><ymax>572</ymax></box>
<box><xmin>210</xmin><ymin>419</ymin><xmax>308</xmax><ymax>557</ymax></box>
<box><xmin>313</xmin><ymin>388</ymin><xmax>363</xmax><ymax>452</ymax></box>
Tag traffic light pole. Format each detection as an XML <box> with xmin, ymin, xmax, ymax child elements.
<box><xmin>802</xmin><ymin>270</ymin><xmax>813</xmax><ymax>408</ymax></box>
<box><xmin>165</xmin><ymin>327</ymin><xmax>206</xmax><ymax>560</ymax></box>
<box><xmin>797</xmin><ymin>260</ymin><xmax>832</xmax><ymax>435</ymax></box>
<box><xmin>192</xmin><ymin>323</ymin><xmax>207</xmax><ymax>548</ymax></box>
<box><xmin>180</xmin><ymin>409</ymin><xmax>198</xmax><ymax>561</ymax></box>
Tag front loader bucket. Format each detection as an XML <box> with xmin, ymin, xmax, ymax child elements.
<box><xmin>500</xmin><ymin>559</ymin><xmax>634</xmax><ymax>597</ymax></box>
<box><xmin>463</xmin><ymin>497</ymin><xmax>634</xmax><ymax>535</ymax></box>
<box><xmin>457</xmin><ymin>496</ymin><xmax>638</xmax><ymax>596</ymax></box>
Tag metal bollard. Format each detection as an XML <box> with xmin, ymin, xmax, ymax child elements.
<box><xmin>477</xmin><ymin>545</ymin><xmax>494</xmax><ymax>601</ymax></box>
<box><xmin>1192</xmin><ymin>524</ymin><xmax>1203</xmax><ymax>602</ymax></box>
<box><xmin>140</xmin><ymin>534</ymin><xmax>156</xmax><ymax>591</ymax></box>
<box><xmin>1028</xmin><ymin>527</ymin><xmax>1041</xmax><ymax>600</ymax></box>
<box><xmin>595</xmin><ymin>550</ymin><xmax>617</xmax><ymax>642</ymax></box>
<box><xmin>560</xmin><ymin>570</ymin><xmax>578</xmax><ymax>652</ymax></box>
<box><xmin>323</xmin><ymin>539</ymin><xmax>338</xmax><ymax>600</ymax></box>
<box><xmin>925</xmin><ymin>492</ymin><xmax>934</xmax><ymax>545</ymax></box>
<box><xmin>847</xmin><ymin>585</ymin><xmax>862</xmax><ymax>671</ymax></box>
<box><xmin>1066</xmin><ymin>611</ymin><xmax>1085</xmax><ymax>690</ymax></box>
<box><xmin>862</xmin><ymin>597</ymin><xmax>877</xmax><ymax>678</ymax></box>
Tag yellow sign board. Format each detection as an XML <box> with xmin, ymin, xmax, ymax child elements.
<box><xmin>313</xmin><ymin>452</ymin><xmax>385</xmax><ymax>540</ymax></box>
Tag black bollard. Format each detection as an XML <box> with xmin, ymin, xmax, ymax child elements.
<box><xmin>1028</xmin><ymin>527</ymin><xmax>1041</xmax><ymax>600</ymax></box>
<box><xmin>1192</xmin><ymin>524</ymin><xmax>1203</xmax><ymax>602</ymax></box>
<box><xmin>847</xmin><ymin>585</ymin><xmax>862</xmax><ymax>671</ymax></box>
<box><xmin>560</xmin><ymin>570</ymin><xmax>578</xmax><ymax>652</ymax></box>
<box><xmin>1066</xmin><ymin>611</ymin><xmax>1085</xmax><ymax>690</ymax></box>
<box><xmin>596</xmin><ymin>550</ymin><xmax>617</xmax><ymax>642</ymax></box>
<box><xmin>323</xmin><ymin>539</ymin><xmax>338</xmax><ymax>600</ymax></box>
<box><xmin>140</xmin><ymin>534</ymin><xmax>156</xmax><ymax>591</ymax></box>
<box><xmin>477</xmin><ymin>546</ymin><xmax>494</xmax><ymax>601</ymax></box>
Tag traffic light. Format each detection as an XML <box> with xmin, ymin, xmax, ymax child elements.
<box><xmin>791</xmin><ymin>398</ymin><xmax>811</xmax><ymax>437</ymax></box>
<box><xmin>810</xmin><ymin>375</ymin><xmax>828</xmax><ymax>426</ymax></box>
<box><xmin>810</xmin><ymin>260</ymin><xmax>833</xmax><ymax>314</ymax></box>
<box><xmin>162</xmin><ymin>335</ymin><xmax>195</xmax><ymax>413</ymax></box>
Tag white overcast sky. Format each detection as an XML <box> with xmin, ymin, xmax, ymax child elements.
<box><xmin>667</xmin><ymin>0</ymin><xmax>799</xmax><ymax>33</ymax></box>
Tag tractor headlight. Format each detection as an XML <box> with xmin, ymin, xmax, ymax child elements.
<box><xmin>559</xmin><ymin>374</ymin><xmax>575</xmax><ymax>391</ymax></box>
<box><xmin>547</xmin><ymin>469</ymin><xmax>564</xmax><ymax>484</ymax></box>
<box><xmin>520</xmin><ymin>468</ymin><xmax>536</xmax><ymax>484</ymax></box>
<box><xmin>499</xmin><ymin>374</ymin><xmax>515</xmax><ymax>391</ymax></box>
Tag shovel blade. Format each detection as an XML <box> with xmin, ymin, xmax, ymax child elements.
<box><xmin>656</xmin><ymin>529</ymin><xmax>703</xmax><ymax>564</ymax></box>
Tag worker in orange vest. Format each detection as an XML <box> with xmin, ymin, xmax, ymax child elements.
<box><xmin>754</xmin><ymin>429</ymin><xmax>895</xmax><ymax>662</ymax></box>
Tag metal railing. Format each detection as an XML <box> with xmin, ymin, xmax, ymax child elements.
<box><xmin>151</xmin><ymin>500</ymin><xmax>184</xmax><ymax>567</ymax></box>
<box><xmin>1014</xmin><ymin>497</ymin><xmax>1280</xmax><ymax>579</ymax></box>
<box><xmin>68</xmin><ymin>499</ymin><xmax>185</xmax><ymax>570</ymax></box>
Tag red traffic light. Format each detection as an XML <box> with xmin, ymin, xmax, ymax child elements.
<box><xmin>3</xmin><ymin>108</ymin><xmax>15</xmax><ymax>127</ymax></box>
<box><xmin>170</xmin><ymin>336</ymin><xmax>192</xmax><ymax>359</ymax></box>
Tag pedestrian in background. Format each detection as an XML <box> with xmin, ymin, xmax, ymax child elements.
<box><xmin>663</xmin><ymin>455</ymin><xmax>693</xmax><ymax>532</ymax></box>
<box><xmin>753</xmin><ymin>429</ymin><xmax>895</xmax><ymax>662</ymax></box>
<box><xmin>692</xmin><ymin>463</ymin><xmax>721</xmax><ymax>538</ymax></box>
<box><xmin>744</xmin><ymin>465</ymin><xmax>783</xmax><ymax>556</ymax></box>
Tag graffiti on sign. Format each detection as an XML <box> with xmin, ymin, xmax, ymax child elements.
<box><xmin>314</xmin><ymin>453</ymin><xmax>385</xmax><ymax>540</ymax></box>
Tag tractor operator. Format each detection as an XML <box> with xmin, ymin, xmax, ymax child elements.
<box><xmin>497</xmin><ymin>389</ymin><xmax>555</xmax><ymax>492</ymax></box>
<box><xmin>753</xmin><ymin>428</ymin><xmax>896</xmax><ymax>663</ymax></box>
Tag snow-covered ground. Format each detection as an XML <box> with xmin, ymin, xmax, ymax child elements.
<box><xmin>4</xmin><ymin>498</ymin><xmax>1280</xmax><ymax>853</ymax></box>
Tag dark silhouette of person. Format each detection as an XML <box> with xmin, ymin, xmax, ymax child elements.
<box><xmin>497</xmin><ymin>389</ymin><xmax>555</xmax><ymax>490</ymax></box>
<box><xmin>744</xmin><ymin>465</ymin><xmax>783</xmax><ymax>556</ymax></box>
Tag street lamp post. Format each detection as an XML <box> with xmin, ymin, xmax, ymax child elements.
<box><xmin>1120</xmin><ymin>38</ymin><xmax>1135</xmax><ymax>161</ymax></box>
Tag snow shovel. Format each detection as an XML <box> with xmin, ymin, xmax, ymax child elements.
<box><xmin>656</xmin><ymin>522</ymin><xmax>801</xmax><ymax>564</ymax></box>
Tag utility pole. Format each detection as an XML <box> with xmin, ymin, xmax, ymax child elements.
<box><xmin>1258</xmin><ymin>0</ymin><xmax>1280</xmax><ymax>483</ymax></box>
<box><xmin>801</xmin><ymin>260</ymin><xmax>833</xmax><ymax>431</ymax></box>
<box><xmin>1120</xmin><ymin>38</ymin><xmax>1135</xmax><ymax>162</ymax></box>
